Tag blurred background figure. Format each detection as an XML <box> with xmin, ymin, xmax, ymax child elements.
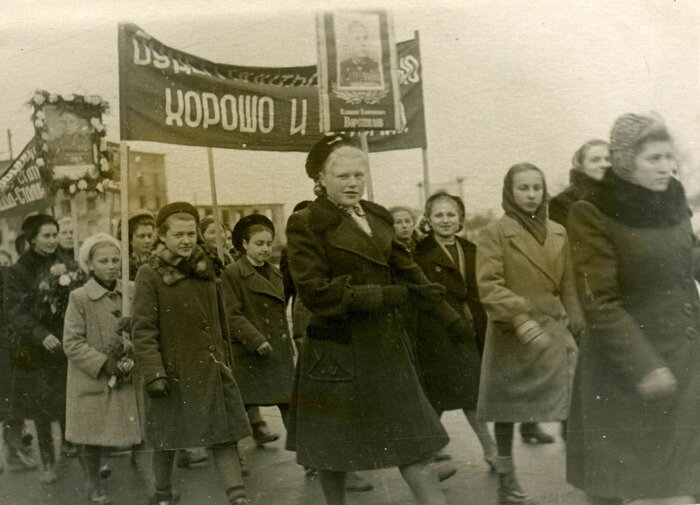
<box><xmin>390</xmin><ymin>206</ymin><xmax>420</xmax><ymax>249</ymax></box>
<box><xmin>56</xmin><ymin>217</ymin><xmax>75</xmax><ymax>260</ymax></box>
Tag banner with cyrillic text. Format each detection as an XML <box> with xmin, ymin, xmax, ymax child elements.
<box><xmin>118</xmin><ymin>23</ymin><xmax>425</xmax><ymax>152</ymax></box>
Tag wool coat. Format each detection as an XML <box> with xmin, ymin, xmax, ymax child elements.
<box><xmin>413</xmin><ymin>234</ymin><xmax>487</xmax><ymax>411</ymax></box>
<box><xmin>285</xmin><ymin>196</ymin><xmax>450</xmax><ymax>471</ymax></box>
<box><xmin>566</xmin><ymin>200</ymin><xmax>700</xmax><ymax>499</ymax></box>
<box><xmin>63</xmin><ymin>278</ymin><xmax>142</xmax><ymax>446</ymax></box>
<box><xmin>475</xmin><ymin>215</ymin><xmax>581</xmax><ymax>422</ymax></box>
<box><xmin>549</xmin><ymin>169</ymin><xmax>599</xmax><ymax>229</ymax></box>
<box><xmin>0</xmin><ymin>267</ymin><xmax>11</xmax><ymax>419</ymax></box>
<box><xmin>3</xmin><ymin>250</ymin><xmax>73</xmax><ymax>420</ymax></box>
<box><xmin>221</xmin><ymin>256</ymin><xmax>295</xmax><ymax>406</ymax></box>
<box><xmin>131</xmin><ymin>247</ymin><xmax>251</xmax><ymax>450</ymax></box>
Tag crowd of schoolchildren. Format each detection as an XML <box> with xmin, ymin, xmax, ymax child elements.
<box><xmin>1</xmin><ymin>111</ymin><xmax>698</xmax><ymax>505</ymax></box>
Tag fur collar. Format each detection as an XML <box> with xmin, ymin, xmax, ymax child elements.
<box><xmin>148</xmin><ymin>243</ymin><xmax>215</xmax><ymax>286</ymax></box>
<box><xmin>585</xmin><ymin>171</ymin><xmax>691</xmax><ymax>228</ymax></box>
<box><xmin>307</xmin><ymin>196</ymin><xmax>394</xmax><ymax>234</ymax></box>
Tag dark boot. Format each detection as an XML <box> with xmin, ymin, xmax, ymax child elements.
<box><xmin>493</xmin><ymin>456</ymin><xmax>535</xmax><ymax>504</ymax></box>
<box><xmin>345</xmin><ymin>471</ymin><xmax>373</xmax><ymax>492</ymax></box>
<box><xmin>251</xmin><ymin>422</ymin><xmax>279</xmax><ymax>447</ymax></box>
<box><xmin>520</xmin><ymin>423</ymin><xmax>554</xmax><ymax>444</ymax></box>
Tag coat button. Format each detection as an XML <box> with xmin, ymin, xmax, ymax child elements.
<box><xmin>435</xmin><ymin>266</ymin><xmax>441</xmax><ymax>272</ymax></box>
<box><xmin>204</xmin><ymin>325</ymin><xmax>211</xmax><ymax>332</ymax></box>
<box><xmin>683</xmin><ymin>303</ymin><xmax>695</xmax><ymax>316</ymax></box>
<box><xmin>208</xmin><ymin>345</ymin><xmax>216</xmax><ymax>352</ymax></box>
<box><xmin>108</xmin><ymin>292</ymin><xmax>118</xmax><ymax>301</ymax></box>
<box><xmin>685</xmin><ymin>327</ymin><xmax>698</xmax><ymax>340</ymax></box>
<box><xmin>263</xmin><ymin>318</ymin><xmax>270</xmax><ymax>324</ymax></box>
<box><xmin>281</xmin><ymin>333</ymin><xmax>287</xmax><ymax>339</ymax></box>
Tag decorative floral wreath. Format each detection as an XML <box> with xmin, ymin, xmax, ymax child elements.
<box><xmin>28</xmin><ymin>90</ymin><xmax>115</xmax><ymax>196</ymax></box>
<box><xmin>331</xmin><ymin>84</ymin><xmax>388</xmax><ymax>105</ymax></box>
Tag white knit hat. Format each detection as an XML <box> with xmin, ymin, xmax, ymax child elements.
<box><xmin>78</xmin><ymin>233</ymin><xmax>121</xmax><ymax>273</ymax></box>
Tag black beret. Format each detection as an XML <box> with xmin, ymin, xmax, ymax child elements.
<box><xmin>305</xmin><ymin>134</ymin><xmax>360</xmax><ymax>180</ymax></box>
<box><xmin>155</xmin><ymin>202</ymin><xmax>199</xmax><ymax>228</ymax></box>
<box><xmin>231</xmin><ymin>214</ymin><xmax>275</xmax><ymax>252</ymax></box>
<box><xmin>21</xmin><ymin>214</ymin><xmax>58</xmax><ymax>240</ymax></box>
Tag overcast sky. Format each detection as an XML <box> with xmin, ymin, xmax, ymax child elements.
<box><xmin>1</xmin><ymin>0</ymin><xmax>698</xmax><ymax>214</ymax></box>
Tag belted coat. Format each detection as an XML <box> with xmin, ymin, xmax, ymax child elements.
<box><xmin>131</xmin><ymin>246</ymin><xmax>250</xmax><ymax>450</ymax></box>
<box><xmin>475</xmin><ymin>215</ymin><xmax>581</xmax><ymax>422</ymax></box>
<box><xmin>221</xmin><ymin>256</ymin><xmax>295</xmax><ymax>406</ymax></box>
<box><xmin>566</xmin><ymin>194</ymin><xmax>700</xmax><ymax>499</ymax></box>
<box><xmin>63</xmin><ymin>278</ymin><xmax>142</xmax><ymax>446</ymax></box>
<box><xmin>285</xmin><ymin>196</ymin><xmax>450</xmax><ymax>471</ymax></box>
<box><xmin>413</xmin><ymin>234</ymin><xmax>487</xmax><ymax>411</ymax></box>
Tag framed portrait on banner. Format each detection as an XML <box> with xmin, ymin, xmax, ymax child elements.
<box><xmin>43</xmin><ymin>104</ymin><xmax>97</xmax><ymax>180</ymax></box>
<box><xmin>316</xmin><ymin>9</ymin><xmax>403</xmax><ymax>132</ymax></box>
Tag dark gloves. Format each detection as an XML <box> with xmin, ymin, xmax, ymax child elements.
<box><xmin>408</xmin><ymin>283</ymin><xmax>447</xmax><ymax>311</ymax></box>
<box><xmin>446</xmin><ymin>317</ymin><xmax>474</xmax><ymax>343</ymax></box>
<box><xmin>101</xmin><ymin>356</ymin><xmax>119</xmax><ymax>377</ymax></box>
<box><xmin>382</xmin><ymin>285</ymin><xmax>409</xmax><ymax>307</ymax></box>
<box><xmin>147</xmin><ymin>377</ymin><xmax>170</xmax><ymax>399</ymax></box>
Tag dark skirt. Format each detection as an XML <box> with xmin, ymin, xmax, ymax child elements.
<box><xmin>286</xmin><ymin>312</ymin><xmax>448</xmax><ymax>471</ymax></box>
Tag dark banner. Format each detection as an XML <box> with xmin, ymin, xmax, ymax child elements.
<box><xmin>316</xmin><ymin>10</ymin><xmax>403</xmax><ymax>132</ymax></box>
<box><xmin>118</xmin><ymin>23</ymin><xmax>426</xmax><ymax>152</ymax></box>
<box><xmin>0</xmin><ymin>139</ymin><xmax>51</xmax><ymax>213</ymax></box>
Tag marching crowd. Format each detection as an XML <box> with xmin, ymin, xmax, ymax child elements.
<box><xmin>0</xmin><ymin>111</ymin><xmax>698</xmax><ymax>505</ymax></box>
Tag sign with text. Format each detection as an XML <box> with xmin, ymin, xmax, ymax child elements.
<box><xmin>118</xmin><ymin>23</ymin><xmax>424</xmax><ymax>152</ymax></box>
<box><xmin>0</xmin><ymin>139</ymin><xmax>51</xmax><ymax>213</ymax></box>
<box><xmin>316</xmin><ymin>10</ymin><xmax>403</xmax><ymax>132</ymax></box>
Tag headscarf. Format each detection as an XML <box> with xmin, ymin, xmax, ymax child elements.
<box><xmin>502</xmin><ymin>163</ymin><xmax>549</xmax><ymax>245</ymax></box>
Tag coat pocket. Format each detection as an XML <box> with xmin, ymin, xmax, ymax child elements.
<box><xmin>305</xmin><ymin>339</ymin><xmax>355</xmax><ymax>382</ymax></box>
<box><xmin>161</xmin><ymin>348</ymin><xmax>178</xmax><ymax>377</ymax></box>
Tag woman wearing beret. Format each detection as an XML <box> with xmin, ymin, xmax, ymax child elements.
<box><xmin>285</xmin><ymin>135</ymin><xmax>470</xmax><ymax>505</ymax></box>
<box><xmin>131</xmin><ymin>202</ymin><xmax>252</xmax><ymax>505</ymax></box>
<box><xmin>412</xmin><ymin>191</ymin><xmax>496</xmax><ymax>468</ymax></box>
<box><xmin>476</xmin><ymin>164</ymin><xmax>584</xmax><ymax>504</ymax></box>
<box><xmin>221</xmin><ymin>216</ymin><xmax>295</xmax><ymax>465</ymax></box>
<box><xmin>566</xmin><ymin>113</ymin><xmax>700</xmax><ymax>505</ymax></box>
<box><xmin>549</xmin><ymin>139</ymin><xmax>611</xmax><ymax>229</ymax></box>
<box><xmin>3</xmin><ymin>214</ymin><xmax>86</xmax><ymax>483</ymax></box>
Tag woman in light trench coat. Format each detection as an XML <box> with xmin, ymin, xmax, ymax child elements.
<box><xmin>476</xmin><ymin>163</ymin><xmax>584</xmax><ymax>505</ymax></box>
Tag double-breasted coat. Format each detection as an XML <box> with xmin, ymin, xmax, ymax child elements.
<box><xmin>63</xmin><ymin>278</ymin><xmax>142</xmax><ymax>446</ymax></box>
<box><xmin>413</xmin><ymin>234</ymin><xmax>487</xmax><ymax>411</ymax></box>
<box><xmin>131</xmin><ymin>246</ymin><xmax>251</xmax><ymax>450</ymax></box>
<box><xmin>3</xmin><ymin>250</ymin><xmax>74</xmax><ymax>420</ymax></box>
<box><xmin>566</xmin><ymin>200</ymin><xmax>700</xmax><ymax>499</ymax></box>
<box><xmin>475</xmin><ymin>215</ymin><xmax>581</xmax><ymax>422</ymax></box>
<box><xmin>285</xmin><ymin>196</ymin><xmax>450</xmax><ymax>471</ymax></box>
<box><xmin>221</xmin><ymin>256</ymin><xmax>295</xmax><ymax>406</ymax></box>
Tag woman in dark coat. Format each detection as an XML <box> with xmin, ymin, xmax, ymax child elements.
<box><xmin>549</xmin><ymin>139</ymin><xmax>611</xmax><ymax>228</ymax></box>
<box><xmin>567</xmin><ymin>113</ymin><xmax>700</xmax><ymax>505</ymax></box>
<box><xmin>131</xmin><ymin>202</ymin><xmax>252</xmax><ymax>505</ymax></box>
<box><xmin>221</xmin><ymin>215</ymin><xmax>295</xmax><ymax>421</ymax></box>
<box><xmin>3</xmin><ymin>214</ymin><xmax>85</xmax><ymax>483</ymax></box>
<box><xmin>117</xmin><ymin>209</ymin><xmax>155</xmax><ymax>281</ymax></box>
<box><xmin>412</xmin><ymin>191</ymin><xmax>495</xmax><ymax>468</ymax></box>
<box><xmin>286</xmin><ymin>135</ymin><xmax>469</xmax><ymax>505</ymax></box>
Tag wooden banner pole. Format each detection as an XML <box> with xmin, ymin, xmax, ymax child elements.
<box><xmin>207</xmin><ymin>148</ymin><xmax>223</xmax><ymax>260</ymax></box>
<box><xmin>421</xmin><ymin>146</ymin><xmax>431</xmax><ymax>201</ymax></box>
<box><xmin>359</xmin><ymin>131</ymin><xmax>374</xmax><ymax>202</ymax></box>
<box><xmin>70</xmin><ymin>194</ymin><xmax>79</xmax><ymax>260</ymax></box>
<box><xmin>119</xmin><ymin>141</ymin><xmax>130</xmax><ymax>316</ymax></box>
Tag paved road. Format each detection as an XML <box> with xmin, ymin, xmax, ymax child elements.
<box><xmin>1</xmin><ymin>410</ymin><xmax>589</xmax><ymax>505</ymax></box>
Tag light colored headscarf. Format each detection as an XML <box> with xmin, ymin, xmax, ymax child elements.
<box><xmin>78</xmin><ymin>233</ymin><xmax>121</xmax><ymax>273</ymax></box>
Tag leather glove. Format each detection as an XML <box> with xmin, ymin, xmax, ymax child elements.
<box><xmin>381</xmin><ymin>285</ymin><xmax>409</xmax><ymax>307</ymax></box>
<box><xmin>446</xmin><ymin>317</ymin><xmax>474</xmax><ymax>343</ymax></box>
<box><xmin>117</xmin><ymin>317</ymin><xmax>132</xmax><ymax>335</ymax></box>
<box><xmin>101</xmin><ymin>355</ymin><xmax>120</xmax><ymax>377</ymax></box>
<box><xmin>147</xmin><ymin>377</ymin><xmax>170</xmax><ymax>399</ymax></box>
<box><xmin>408</xmin><ymin>283</ymin><xmax>446</xmax><ymax>311</ymax></box>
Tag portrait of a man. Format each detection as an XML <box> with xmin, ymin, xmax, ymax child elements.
<box><xmin>335</xmin><ymin>15</ymin><xmax>384</xmax><ymax>89</ymax></box>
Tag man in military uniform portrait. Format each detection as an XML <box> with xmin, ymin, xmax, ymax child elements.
<box><xmin>338</xmin><ymin>20</ymin><xmax>383</xmax><ymax>89</ymax></box>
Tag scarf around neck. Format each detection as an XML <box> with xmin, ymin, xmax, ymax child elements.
<box><xmin>149</xmin><ymin>243</ymin><xmax>215</xmax><ymax>285</ymax></box>
<box><xmin>502</xmin><ymin>170</ymin><xmax>549</xmax><ymax>245</ymax></box>
<box><xmin>585</xmin><ymin>170</ymin><xmax>690</xmax><ymax>228</ymax></box>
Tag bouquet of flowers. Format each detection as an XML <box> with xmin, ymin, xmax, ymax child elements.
<box><xmin>36</xmin><ymin>262</ymin><xmax>87</xmax><ymax>320</ymax></box>
<box><xmin>106</xmin><ymin>332</ymin><xmax>135</xmax><ymax>389</ymax></box>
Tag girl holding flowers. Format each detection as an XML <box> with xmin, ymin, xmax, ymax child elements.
<box><xmin>63</xmin><ymin>233</ymin><xmax>142</xmax><ymax>505</ymax></box>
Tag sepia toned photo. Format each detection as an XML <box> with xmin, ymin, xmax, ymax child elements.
<box><xmin>0</xmin><ymin>2</ymin><xmax>698</xmax><ymax>505</ymax></box>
